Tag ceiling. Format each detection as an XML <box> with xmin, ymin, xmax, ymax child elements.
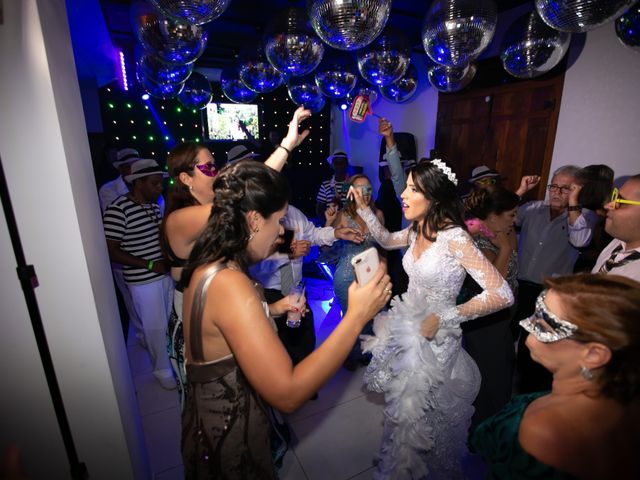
<box><xmin>97</xmin><ymin>0</ymin><xmax>534</xmax><ymax>71</ymax></box>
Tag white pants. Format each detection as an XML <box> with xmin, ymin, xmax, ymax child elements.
<box><xmin>128</xmin><ymin>275</ymin><xmax>174</xmax><ymax>374</ymax></box>
<box><xmin>112</xmin><ymin>265</ymin><xmax>144</xmax><ymax>342</ymax></box>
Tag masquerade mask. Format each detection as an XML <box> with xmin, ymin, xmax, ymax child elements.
<box><xmin>195</xmin><ymin>162</ymin><xmax>218</xmax><ymax>177</ymax></box>
<box><xmin>354</xmin><ymin>185</ymin><xmax>373</xmax><ymax>195</ymax></box>
<box><xmin>519</xmin><ymin>290</ymin><xmax>578</xmax><ymax>343</ymax></box>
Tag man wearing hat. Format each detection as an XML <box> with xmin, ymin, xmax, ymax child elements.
<box><xmin>226</xmin><ymin>144</ymin><xmax>259</xmax><ymax>164</ymax></box>
<box><xmin>103</xmin><ymin>159</ymin><xmax>176</xmax><ymax>389</ymax></box>
<box><xmin>467</xmin><ymin>165</ymin><xmax>502</xmax><ymax>189</ymax></box>
<box><xmin>99</xmin><ymin>147</ymin><xmax>139</xmax><ymax>212</ymax></box>
<box><xmin>316</xmin><ymin>150</ymin><xmax>350</xmax><ymax>219</ymax></box>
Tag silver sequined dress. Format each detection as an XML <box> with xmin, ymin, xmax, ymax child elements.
<box><xmin>356</xmin><ymin>207</ymin><xmax>514</xmax><ymax>480</ymax></box>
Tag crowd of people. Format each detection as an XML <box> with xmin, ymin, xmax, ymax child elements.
<box><xmin>98</xmin><ymin>108</ymin><xmax>639</xmax><ymax>479</ymax></box>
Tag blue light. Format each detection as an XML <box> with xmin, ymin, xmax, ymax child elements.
<box><xmin>340</xmin><ymin>103</ymin><xmax>348</xmax><ymax>111</ymax></box>
<box><xmin>141</xmin><ymin>93</ymin><xmax>150</xmax><ymax>101</ymax></box>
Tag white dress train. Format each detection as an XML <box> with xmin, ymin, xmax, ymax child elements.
<box><xmin>356</xmin><ymin>207</ymin><xmax>514</xmax><ymax>479</ymax></box>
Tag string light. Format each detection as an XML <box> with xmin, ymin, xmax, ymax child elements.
<box><xmin>119</xmin><ymin>51</ymin><xmax>128</xmax><ymax>91</ymax></box>
<box><xmin>126</xmin><ymin>103</ymin><xmax>132</xmax><ymax>109</ymax></box>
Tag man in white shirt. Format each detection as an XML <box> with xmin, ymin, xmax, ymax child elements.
<box><xmin>592</xmin><ymin>175</ymin><xmax>640</xmax><ymax>281</ymax></box>
<box><xmin>250</xmin><ymin>204</ymin><xmax>362</xmax><ymax>366</ymax></box>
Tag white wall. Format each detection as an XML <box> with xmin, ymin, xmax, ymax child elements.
<box><xmin>331</xmin><ymin>6</ymin><xmax>639</xmax><ymax>191</ymax></box>
<box><xmin>0</xmin><ymin>1</ymin><xmax>148</xmax><ymax>478</ymax></box>
<box><xmin>551</xmin><ymin>24</ymin><xmax>640</xmax><ymax>179</ymax></box>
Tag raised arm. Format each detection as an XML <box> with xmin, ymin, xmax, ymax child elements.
<box><xmin>440</xmin><ymin>229</ymin><xmax>514</xmax><ymax>326</ymax></box>
<box><xmin>379</xmin><ymin>118</ymin><xmax>406</xmax><ymax>198</ymax></box>
<box><xmin>209</xmin><ymin>267</ymin><xmax>391</xmax><ymax>412</ymax></box>
<box><xmin>264</xmin><ymin>106</ymin><xmax>312</xmax><ymax>172</ymax></box>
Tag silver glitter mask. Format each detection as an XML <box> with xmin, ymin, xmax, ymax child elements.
<box><xmin>519</xmin><ymin>290</ymin><xmax>578</xmax><ymax>343</ymax></box>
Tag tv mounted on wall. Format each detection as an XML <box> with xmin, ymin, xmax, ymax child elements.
<box><xmin>203</xmin><ymin>102</ymin><xmax>260</xmax><ymax>142</ymax></box>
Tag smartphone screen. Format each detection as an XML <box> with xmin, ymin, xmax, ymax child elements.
<box><xmin>277</xmin><ymin>229</ymin><xmax>295</xmax><ymax>254</ymax></box>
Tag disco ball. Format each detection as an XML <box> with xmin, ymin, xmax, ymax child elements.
<box><xmin>220</xmin><ymin>67</ymin><xmax>259</xmax><ymax>103</ymax></box>
<box><xmin>346</xmin><ymin>78</ymin><xmax>379</xmax><ymax>105</ymax></box>
<box><xmin>357</xmin><ymin>29</ymin><xmax>411</xmax><ymax>87</ymax></box>
<box><xmin>138</xmin><ymin>14</ymin><xmax>207</xmax><ymax>65</ymax></box>
<box><xmin>535</xmin><ymin>0</ymin><xmax>636</xmax><ymax>33</ymax></box>
<box><xmin>265</xmin><ymin>7</ymin><xmax>325</xmax><ymax>77</ymax></box>
<box><xmin>427</xmin><ymin>63</ymin><xmax>477</xmax><ymax>92</ymax></box>
<box><xmin>137</xmin><ymin>67</ymin><xmax>184</xmax><ymax>99</ymax></box>
<box><xmin>314</xmin><ymin>53</ymin><xmax>357</xmax><ymax>98</ymax></box>
<box><xmin>500</xmin><ymin>11</ymin><xmax>571</xmax><ymax>79</ymax></box>
<box><xmin>303</xmin><ymin>94</ymin><xmax>327</xmax><ymax>114</ymax></box>
<box><xmin>616</xmin><ymin>4</ymin><xmax>640</xmax><ymax>50</ymax></box>
<box><xmin>148</xmin><ymin>0</ymin><xmax>231</xmax><ymax>25</ymax></box>
<box><xmin>138</xmin><ymin>53</ymin><xmax>193</xmax><ymax>84</ymax></box>
<box><xmin>379</xmin><ymin>64</ymin><xmax>419</xmax><ymax>103</ymax></box>
<box><xmin>177</xmin><ymin>72</ymin><xmax>212</xmax><ymax>109</ymax></box>
<box><xmin>422</xmin><ymin>0</ymin><xmax>498</xmax><ymax>68</ymax></box>
<box><xmin>287</xmin><ymin>76</ymin><xmax>325</xmax><ymax>112</ymax></box>
<box><xmin>308</xmin><ymin>0</ymin><xmax>392</xmax><ymax>50</ymax></box>
<box><xmin>239</xmin><ymin>44</ymin><xmax>285</xmax><ymax>93</ymax></box>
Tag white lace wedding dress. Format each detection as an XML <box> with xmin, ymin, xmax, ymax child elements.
<box><xmin>356</xmin><ymin>207</ymin><xmax>514</xmax><ymax>479</ymax></box>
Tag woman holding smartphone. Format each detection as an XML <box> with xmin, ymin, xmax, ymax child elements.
<box><xmin>350</xmin><ymin>159</ymin><xmax>513</xmax><ymax>479</ymax></box>
<box><xmin>180</xmin><ymin>160</ymin><xmax>392</xmax><ymax>478</ymax></box>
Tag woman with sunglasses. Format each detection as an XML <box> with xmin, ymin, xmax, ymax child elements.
<box><xmin>161</xmin><ymin>106</ymin><xmax>313</xmax><ymax>405</ymax></box>
<box><xmin>349</xmin><ymin>160</ymin><xmax>513</xmax><ymax>478</ymax></box>
<box><xmin>329</xmin><ymin>173</ymin><xmax>384</xmax><ymax>370</ymax></box>
<box><xmin>471</xmin><ymin>274</ymin><xmax>640</xmax><ymax>479</ymax></box>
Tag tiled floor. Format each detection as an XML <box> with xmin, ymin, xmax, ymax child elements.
<box><xmin>127</xmin><ymin>278</ymin><xmax>486</xmax><ymax>479</ymax></box>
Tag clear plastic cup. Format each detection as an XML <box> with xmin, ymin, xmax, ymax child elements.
<box><xmin>286</xmin><ymin>283</ymin><xmax>305</xmax><ymax>328</ymax></box>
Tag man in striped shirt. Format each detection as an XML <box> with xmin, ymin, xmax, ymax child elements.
<box><xmin>315</xmin><ymin>150</ymin><xmax>350</xmax><ymax>219</ymax></box>
<box><xmin>103</xmin><ymin>159</ymin><xmax>176</xmax><ymax>389</ymax></box>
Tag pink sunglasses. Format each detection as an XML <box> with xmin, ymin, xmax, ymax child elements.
<box><xmin>195</xmin><ymin>162</ymin><xmax>218</xmax><ymax>177</ymax></box>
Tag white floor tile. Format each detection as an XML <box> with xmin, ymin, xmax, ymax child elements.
<box><xmin>140</xmin><ymin>406</ymin><xmax>182</xmax><ymax>476</ymax></box>
<box><xmin>154</xmin><ymin>464</ymin><xmax>184</xmax><ymax>480</ymax></box>
<box><xmin>133</xmin><ymin>371</ymin><xmax>181</xmax><ymax>416</ymax></box>
<box><xmin>289</xmin><ymin>394</ymin><xmax>385</xmax><ymax>480</ymax></box>
<box><xmin>278</xmin><ymin>449</ymin><xmax>308</xmax><ymax>480</ymax></box>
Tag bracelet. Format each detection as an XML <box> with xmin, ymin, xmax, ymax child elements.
<box><xmin>277</xmin><ymin>144</ymin><xmax>291</xmax><ymax>156</ymax></box>
<box><xmin>147</xmin><ymin>259</ymin><xmax>155</xmax><ymax>271</ymax></box>
<box><xmin>567</xmin><ymin>205</ymin><xmax>582</xmax><ymax>212</ymax></box>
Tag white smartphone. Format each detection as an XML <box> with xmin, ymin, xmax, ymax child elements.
<box><xmin>351</xmin><ymin>247</ymin><xmax>380</xmax><ymax>285</ymax></box>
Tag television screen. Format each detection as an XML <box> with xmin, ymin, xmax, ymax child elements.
<box><xmin>204</xmin><ymin>103</ymin><xmax>260</xmax><ymax>141</ymax></box>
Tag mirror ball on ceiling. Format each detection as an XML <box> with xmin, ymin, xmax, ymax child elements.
<box><xmin>500</xmin><ymin>10</ymin><xmax>572</xmax><ymax>79</ymax></box>
<box><xmin>615</xmin><ymin>3</ymin><xmax>640</xmax><ymax>50</ymax></box>
<box><xmin>148</xmin><ymin>0</ymin><xmax>231</xmax><ymax>26</ymax></box>
<box><xmin>265</xmin><ymin>7</ymin><xmax>325</xmax><ymax>77</ymax></box>
<box><xmin>357</xmin><ymin>29</ymin><xmax>411</xmax><ymax>87</ymax></box>
<box><xmin>138</xmin><ymin>53</ymin><xmax>193</xmax><ymax>85</ymax></box>
<box><xmin>137</xmin><ymin>14</ymin><xmax>207</xmax><ymax>65</ymax></box>
<box><xmin>239</xmin><ymin>44</ymin><xmax>285</xmax><ymax>93</ymax></box>
<box><xmin>137</xmin><ymin>67</ymin><xmax>185</xmax><ymax>99</ymax></box>
<box><xmin>178</xmin><ymin>72</ymin><xmax>213</xmax><ymax>109</ymax></box>
<box><xmin>422</xmin><ymin>0</ymin><xmax>498</xmax><ymax>68</ymax></box>
<box><xmin>379</xmin><ymin>64</ymin><xmax>419</xmax><ymax>103</ymax></box>
<box><xmin>314</xmin><ymin>53</ymin><xmax>358</xmax><ymax>98</ymax></box>
<box><xmin>346</xmin><ymin>78</ymin><xmax>379</xmax><ymax>106</ymax></box>
<box><xmin>535</xmin><ymin>0</ymin><xmax>636</xmax><ymax>33</ymax></box>
<box><xmin>220</xmin><ymin>67</ymin><xmax>259</xmax><ymax>103</ymax></box>
<box><xmin>427</xmin><ymin>63</ymin><xmax>477</xmax><ymax>93</ymax></box>
<box><xmin>287</xmin><ymin>75</ymin><xmax>325</xmax><ymax>114</ymax></box>
<box><xmin>307</xmin><ymin>0</ymin><xmax>392</xmax><ymax>50</ymax></box>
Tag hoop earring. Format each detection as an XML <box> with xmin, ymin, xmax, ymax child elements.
<box><xmin>580</xmin><ymin>365</ymin><xmax>593</xmax><ymax>381</ymax></box>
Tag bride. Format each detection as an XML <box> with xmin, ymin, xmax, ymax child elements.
<box><xmin>350</xmin><ymin>159</ymin><xmax>514</xmax><ymax>479</ymax></box>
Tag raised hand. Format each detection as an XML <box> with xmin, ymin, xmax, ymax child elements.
<box><xmin>378</xmin><ymin>118</ymin><xmax>393</xmax><ymax>138</ymax></box>
<box><xmin>324</xmin><ymin>203</ymin><xmax>338</xmax><ymax>225</ymax></box>
<box><xmin>348</xmin><ymin>185</ymin><xmax>368</xmax><ymax>210</ymax></box>
<box><xmin>346</xmin><ymin>264</ymin><xmax>392</xmax><ymax>328</ymax></box>
<box><xmin>516</xmin><ymin>175</ymin><xmax>541</xmax><ymax>197</ymax></box>
<box><xmin>281</xmin><ymin>106</ymin><xmax>312</xmax><ymax>151</ymax></box>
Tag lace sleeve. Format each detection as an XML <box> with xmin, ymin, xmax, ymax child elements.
<box><xmin>357</xmin><ymin>206</ymin><xmax>410</xmax><ymax>250</ymax></box>
<box><xmin>439</xmin><ymin>228</ymin><xmax>514</xmax><ymax>326</ymax></box>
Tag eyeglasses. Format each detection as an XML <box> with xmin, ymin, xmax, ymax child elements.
<box><xmin>519</xmin><ymin>290</ymin><xmax>578</xmax><ymax>343</ymax></box>
<box><xmin>547</xmin><ymin>184</ymin><xmax>571</xmax><ymax>194</ymax></box>
<box><xmin>195</xmin><ymin>162</ymin><xmax>218</xmax><ymax>177</ymax></box>
<box><xmin>610</xmin><ymin>187</ymin><xmax>640</xmax><ymax>209</ymax></box>
<box><xmin>475</xmin><ymin>177</ymin><xmax>497</xmax><ymax>186</ymax></box>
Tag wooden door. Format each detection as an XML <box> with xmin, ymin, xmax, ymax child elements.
<box><xmin>435</xmin><ymin>65</ymin><xmax>565</xmax><ymax>201</ymax></box>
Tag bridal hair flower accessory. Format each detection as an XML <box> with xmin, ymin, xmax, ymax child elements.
<box><xmin>430</xmin><ymin>159</ymin><xmax>458</xmax><ymax>186</ymax></box>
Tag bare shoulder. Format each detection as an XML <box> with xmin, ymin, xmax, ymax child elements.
<box><xmin>519</xmin><ymin>403</ymin><xmax>575</xmax><ymax>469</ymax></box>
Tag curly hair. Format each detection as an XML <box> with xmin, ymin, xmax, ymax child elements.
<box><xmin>464</xmin><ymin>185</ymin><xmax>520</xmax><ymax>220</ymax></box>
<box><xmin>408</xmin><ymin>159</ymin><xmax>466</xmax><ymax>241</ymax></box>
<box><xmin>544</xmin><ymin>274</ymin><xmax>640</xmax><ymax>404</ymax></box>
<box><xmin>184</xmin><ymin>159</ymin><xmax>290</xmax><ymax>283</ymax></box>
